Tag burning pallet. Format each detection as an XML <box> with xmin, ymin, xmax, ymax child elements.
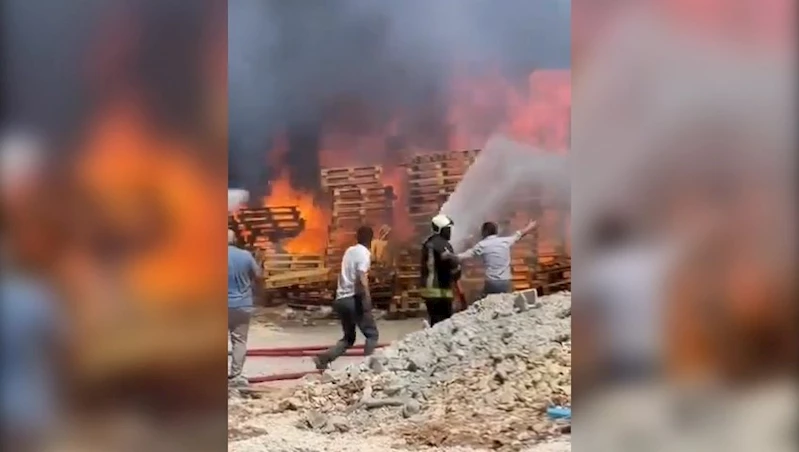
<box><xmin>233</xmin><ymin>206</ymin><xmax>305</xmax><ymax>243</ymax></box>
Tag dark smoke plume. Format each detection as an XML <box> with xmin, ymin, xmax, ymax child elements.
<box><xmin>2</xmin><ymin>0</ymin><xmax>220</xmax><ymax>154</ymax></box>
<box><xmin>228</xmin><ymin>0</ymin><xmax>570</xmax><ymax>198</ymax></box>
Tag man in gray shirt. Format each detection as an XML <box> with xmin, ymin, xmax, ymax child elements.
<box><xmin>455</xmin><ymin>219</ymin><xmax>537</xmax><ymax>296</ymax></box>
<box><xmin>228</xmin><ymin>229</ymin><xmax>261</xmax><ymax>387</ymax></box>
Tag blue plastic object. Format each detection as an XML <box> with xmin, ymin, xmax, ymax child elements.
<box><xmin>547</xmin><ymin>406</ymin><xmax>571</xmax><ymax>420</ymax></box>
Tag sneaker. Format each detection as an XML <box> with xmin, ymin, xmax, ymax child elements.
<box><xmin>312</xmin><ymin>355</ymin><xmax>328</xmax><ymax>371</ymax></box>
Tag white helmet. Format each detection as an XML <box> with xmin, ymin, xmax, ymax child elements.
<box><xmin>431</xmin><ymin>213</ymin><xmax>454</xmax><ymax>233</ymax></box>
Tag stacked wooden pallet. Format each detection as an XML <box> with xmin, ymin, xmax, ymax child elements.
<box><xmin>262</xmin><ymin>254</ymin><xmax>324</xmax><ymax>278</ymax></box>
<box><xmin>507</xmin><ymin>214</ymin><xmax>538</xmax><ymax>291</ymax></box>
<box><xmin>404</xmin><ymin>149</ymin><xmax>479</xmax><ymax>237</ymax></box>
<box><xmin>534</xmin><ymin>257</ymin><xmax>571</xmax><ymax>295</ymax></box>
<box><xmin>263</xmin><ymin>268</ymin><xmax>330</xmax><ymax>290</ymax></box>
<box><xmin>233</xmin><ymin>206</ymin><xmax>305</xmax><ymax>243</ymax></box>
<box><xmin>536</xmin><ymin>209</ymin><xmax>567</xmax><ymax>264</ymax></box>
<box><xmin>321</xmin><ymin>166</ymin><xmax>383</xmax><ymax>190</ymax></box>
<box><xmin>321</xmin><ymin>166</ymin><xmax>394</xmax><ymax>271</ymax></box>
<box><xmin>392</xmin><ymin>150</ymin><xmax>479</xmax><ymax>314</ymax></box>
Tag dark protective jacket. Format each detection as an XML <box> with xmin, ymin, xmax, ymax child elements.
<box><xmin>419</xmin><ymin>234</ymin><xmax>461</xmax><ymax>299</ymax></box>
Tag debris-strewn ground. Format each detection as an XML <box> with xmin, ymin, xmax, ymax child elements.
<box><xmin>229</xmin><ymin>291</ymin><xmax>572</xmax><ymax>452</ymax></box>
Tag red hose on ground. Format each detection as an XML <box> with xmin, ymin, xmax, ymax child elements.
<box><xmin>248</xmin><ymin>349</ymin><xmax>375</xmax><ymax>357</ymax></box>
<box><xmin>240</xmin><ymin>344</ymin><xmax>388</xmax><ymax>383</ymax></box>
<box><xmin>245</xmin><ymin>343</ymin><xmax>388</xmax><ymax>355</ymax></box>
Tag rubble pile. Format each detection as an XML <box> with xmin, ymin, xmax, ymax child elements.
<box><xmin>267</xmin><ymin>291</ymin><xmax>571</xmax><ymax>450</ymax></box>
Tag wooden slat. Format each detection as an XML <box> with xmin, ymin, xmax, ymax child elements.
<box><xmin>406</xmin><ymin>149</ymin><xmax>480</xmax><ymax>166</ymax></box>
<box><xmin>321</xmin><ymin>165</ymin><xmax>383</xmax><ymax>178</ymax></box>
<box><xmin>406</xmin><ymin>166</ymin><xmax>469</xmax><ymax>181</ymax></box>
<box><xmin>264</xmin><ymin>268</ymin><xmax>330</xmax><ymax>289</ymax></box>
<box><xmin>321</xmin><ymin>166</ymin><xmax>383</xmax><ymax>190</ymax></box>
<box><xmin>407</xmin><ymin>174</ymin><xmax>463</xmax><ymax>187</ymax></box>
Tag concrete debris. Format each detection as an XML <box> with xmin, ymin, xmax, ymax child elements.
<box><xmin>229</xmin><ymin>291</ymin><xmax>571</xmax><ymax>451</ymax></box>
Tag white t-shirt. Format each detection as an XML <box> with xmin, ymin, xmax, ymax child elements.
<box><xmin>336</xmin><ymin>244</ymin><xmax>371</xmax><ymax>299</ymax></box>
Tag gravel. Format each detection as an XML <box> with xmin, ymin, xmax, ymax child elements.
<box><xmin>229</xmin><ymin>291</ymin><xmax>571</xmax><ymax>452</ymax></box>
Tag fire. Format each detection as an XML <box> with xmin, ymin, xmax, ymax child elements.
<box><xmin>263</xmin><ymin>169</ymin><xmax>330</xmax><ymax>254</ymax></box>
<box><xmin>74</xmin><ymin>94</ymin><xmax>225</xmax><ymax>307</ymax></box>
<box><xmin>264</xmin><ymin>68</ymin><xmax>570</xmax><ymax>252</ymax></box>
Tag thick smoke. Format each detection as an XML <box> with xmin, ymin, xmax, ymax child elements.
<box><xmin>2</xmin><ymin>0</ymin><xmax>218</xmax><ymax>152</ymax></box>
<box><xmin>228</xmin><ymin>0</ymin><xmax>570</xmax><ymax>196</ymax></box>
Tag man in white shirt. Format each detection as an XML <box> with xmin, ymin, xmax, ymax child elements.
<box><xmin>455</xmin><ymin>219</ymin><xmax>537</xmax><ymax>296</ymax></box>
<box><xmin>314</xmin><ymin>226</ymin><xmax>378</xmax><ymax>369</ymax></box>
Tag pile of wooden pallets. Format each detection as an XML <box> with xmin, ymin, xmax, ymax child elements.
<box><xmin>390</xmin><ymin>150</ymin><xmax>480</xmax><ymax>315</ymax></box>
<box><xmin>404</xmin><ymin>149</ymin><xmax>480</xmax><ymax>237</ymax></box>
<box><xmin>321</xmin><ymin>165</ymin><xmax>395</xmax><ymax>272</ymax></box>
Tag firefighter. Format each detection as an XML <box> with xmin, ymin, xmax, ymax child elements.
<box><xmin>420</xmin><ymin>214</ymin><xmax>461</xmax><ymax>326</ymax></box>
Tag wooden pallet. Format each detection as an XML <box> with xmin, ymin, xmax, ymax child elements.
<box><xmin>332</xmin><ymin>185</ymin><xmax>394</xmax><ymax>200</ymax></box>
<box><xmin>332</xmin><ymin>204</ymin><xmax>393</xmax><ymax>216</ymax></box>
<box><xmin>407</xmin><ymin>174</ymin><xmax>463</xmax><ymax>188</ymax></box>
<box><xmin>537</xmin><ymin>279</ymin><xmax>571</xmax><ymax>295</ymax></box>
<box><xmin>264</xmin><ymin>268</ymin><xmax>331</xmax><ymax>289</ymax></box>
<box><xmin>406</xmin><ymin>149</ymin><xmax>480</xmax><ymax>166</ymax></box>
<box><xmin>406</xmin><ymin>166</ymin><xmax>469</xmax><ymax>182</ymax></box>
<box><xmin>235</xmin><ymin>206</ymin><xmax>306</xmax><ymax>240</ymax></box>
<box><xmin>321</xmin><ymin>166</ymin><xmax>383</xmax><ymax>189</ymax></box>
<box><xmin>238</xmin><ymin>206</ymin><xmax>302</xmax><ymax>222</ymax></box>
<box><xmin>263</xmin><ymin>254</ymin><xmax>324</xmax><ymax>273</ymax></box>
<box><xmin>406</xmin><ymin>159</ymin><xmax>475</xmax><ymax>174</ymax></box>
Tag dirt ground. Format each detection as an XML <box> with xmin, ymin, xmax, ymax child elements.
<box><xmin>229</xmin><ymin>307</ymin><xmax>572</xmax><ymax>451</ymax></box>
<box><xmin>237</xmin><ymin>308</ymin><xmax>426</xmax><ymax>386</ymax></box>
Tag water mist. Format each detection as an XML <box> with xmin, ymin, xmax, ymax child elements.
<box><xmin>440</xmin><ymin>134</ymin><xmax>569</xmax><ymax>252</ymax></box>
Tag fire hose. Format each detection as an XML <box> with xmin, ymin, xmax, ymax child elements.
<box><xmin>240</xmin><ymin>343</ymin><xmax>389</xmax><ymax>384</ymax></box>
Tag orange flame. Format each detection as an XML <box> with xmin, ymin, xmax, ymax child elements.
<box><xmin>262</xmin><ymin>169</ymin><xmax>330</xmax><ymax>254</ymax></box>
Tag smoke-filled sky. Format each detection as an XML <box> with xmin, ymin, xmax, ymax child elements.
<box><xmin>228</xmin><ymin>0</ymin><xmax>571</xmax><ymax>194</ymax></box>
<box><xmin>2</xmin><ymin>0</ymin><xmax>217</xmax><ymax>151</ymax></box>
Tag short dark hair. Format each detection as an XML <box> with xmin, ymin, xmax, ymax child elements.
<box><xmin>481</xmin><ymin>221</ymin><xmax>498</xmax><ymax>238</ymax></box>
<box><xmin>356</xmin><ymin>225</ymin><xmax>374</xmax><ymax>245</ymax></box>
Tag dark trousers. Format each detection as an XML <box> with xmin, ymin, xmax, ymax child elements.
<box><xmin>318</xmin><ymin>295</ymin><xmax>379</xmax><ymax>365</ymax></box>
<box><xmin>424</xmin><ymin>297</ymin><xmax>454</xmax><ymax>327</ymax></box>
<box><xmin>483</xmin><ymin>279</ymin><xmax>513</xmax><ymax>297</ymax></box>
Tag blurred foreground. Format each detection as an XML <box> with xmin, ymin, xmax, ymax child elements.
<box><xmin>572</xmin><ymin>1</ymin><xmax>796</xmax><ymax>451</ymax></box>
<box><xmin>2</xmin><ymin>1</ymin><xmax>227</xmax><ymax>450</ymax></box>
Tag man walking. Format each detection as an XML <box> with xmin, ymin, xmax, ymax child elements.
<box><xmin>228</xmin><ymin>229</ymin><xmax>261</xmax><ymax>387</ymax></box>
<box><xmin>314</xmin><ymin>226</ymin><xmax>379</xmax><ymax>370</ymax></box>
<box><xmin>455</xmin><ymin>219</ymin><xmax>537</xmax><ymax>296</ymax></box>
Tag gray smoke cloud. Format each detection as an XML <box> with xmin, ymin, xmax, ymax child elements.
<box><xmin>3</xmin><ymin>0</ymin><xmax>217</xmax><ymax>151</ymax></box>
<box><xmin>228</xmin><ymin>0</ymin><xmax>570</xmax><ymax>196</ymax></box>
